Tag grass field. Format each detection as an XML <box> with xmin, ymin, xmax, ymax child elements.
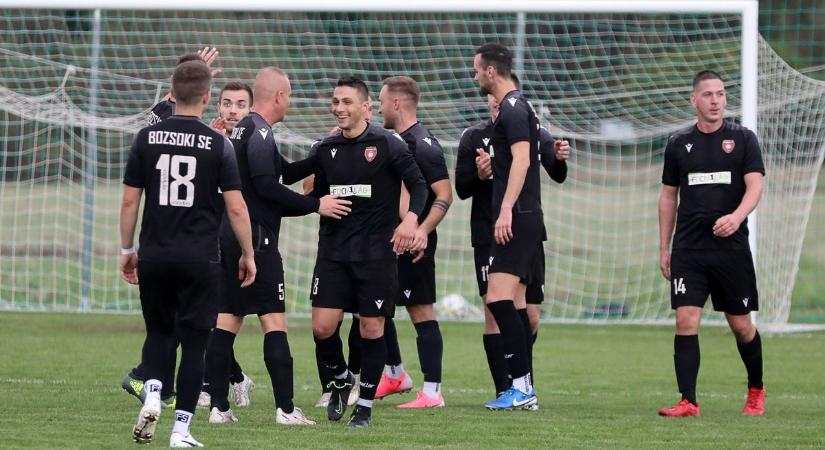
<box><xmin>1</xmin><ymin>312</ymin><xmax>824</xmax><ymax>449</ymax></box>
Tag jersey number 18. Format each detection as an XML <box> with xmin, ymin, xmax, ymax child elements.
<box><xmin>155</xmin><ymin>154</ymin><xmax>197</xmax><ymax>207</ymax></box>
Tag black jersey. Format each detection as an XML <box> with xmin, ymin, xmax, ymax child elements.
<box><xmin>147</xmin><ymin>99</ymin><xmax>176</xmax><ymax>126</ymax></box>
<box><xmin>455</xmin><ymin>119</ymin><xmax>494</xmax><ymax>247</ymax></box>
<box><xmin>308</xmin><ymin>123</ymin><xmax>427</xmax><ymax>261</ymax></box>
<box><xmin>399</xmin><ymin>122</ymin><xmax>450</xmax><ymax>258</ymax></box>
<box><xmin>123</xmin><ymin>115</ymin><xmax>241</xmax><ymax>263</ymax></box>
<box><xmin>662</xmin><ymin>120</ymin><xmax>765</xmax><ymax>250</ymax></box>
<box><xmin>490</xmin><ymin>90</ymin><xmax>543</xmax><ymax>217</ymax></box>
<box><xmin>538</xmin><ymin>126</ymin><xmax>567</xmax><ymax>184</ymax></box>
<box><xmin>228</xmin><ymin>112</ymin><xmax>320</xmax><ymax>249</ymax></box>
<box><xmin>456</xmin><ymin>119</ymin><xmax>564</xmax><ymax>247</ymax></box>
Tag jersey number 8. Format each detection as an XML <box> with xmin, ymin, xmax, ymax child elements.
<box><xmin>155</xmin><ymin>154</ymin><xmax>197</xmax><ymax>207</ymax></box>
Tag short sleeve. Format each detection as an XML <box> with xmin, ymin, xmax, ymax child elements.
<box><xmin>499</xmin><ymin>97</ymin><xmax>531</xmax><ymax>146</ymax></box>
<box><xmin>416</xmin><ymin>139</ymin><xmax>449</xmax><ymax>185</ymax></box>
<box><xmin>742</xmin><ymin>129</ymin><xmax>766</xmax><ymax>176</ymax></box>
<box><xmin>218</xmin><ymin>136</ymin><xmax>242</xmax><ymax>191</ymax></box>
<box><xmin>123</xmin><ymin>131</ymin><xmax>145</xmax><ymax>188</ymax></box>
<box><xmin>661</xmin><ymin>137</ymin><xmax>680</xmax><ymax>187</ymax></box>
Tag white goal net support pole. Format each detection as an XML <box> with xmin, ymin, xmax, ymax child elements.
<box><xmin>2</xmin><ymin>0</ymin><xmax>823</xmax><ymax>326</ymax></box>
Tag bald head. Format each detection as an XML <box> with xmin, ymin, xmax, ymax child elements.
<box><xmin>253</xmin><ymin>67</ymin><xmax>292</xmax><ymax>125</ymax></box>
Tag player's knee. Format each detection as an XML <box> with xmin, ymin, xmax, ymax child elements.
<box><xmin>728</xmin><ymin>317</ymin><xmax>755</xmax><ymax>342</ymax></box>
<box><xmin>675</xmin><ymin>311</ymin><xmax>701</xmax><ymax>334</ymax></box>
<box><xmin>359</xmin><ymin>317</ymin><xmax>384</xmax><ymax>339</ymax></box>
<box><xmin>312</xmin><ymin>321</ymin><xmax>338</xmax><ymax>339</ymax></box>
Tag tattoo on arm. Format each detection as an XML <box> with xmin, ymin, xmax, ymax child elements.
<box><xmin>432</xmin><ymin>199</ymin><xmax>450</xmax><ymax>213</ymax></box>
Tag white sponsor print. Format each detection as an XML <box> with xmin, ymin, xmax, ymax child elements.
<box><xmin>331</xmin><ymin>148</ymin><xmax>337</xmax><ymax>158</ymax></box>
<box><xmin>403</xmin><ymin>289</ymin><xmax>412</xmax><ymax>299</ymax></box>
<box><xmin>685</xmin><ymin>143</ymin><xmax>693</xmax><ymax>153</ymax></box>
<box><xmin>258</xmin><ymin>128</ymin><xmax>269</xmax><ymax>139</ymax></box>
<box><xmin>507</xmin><ymin>97</ymin><xmax>517</xmax><ymax>107</ymax></box>
<box><xmin>330</xmin><ymin>184</ymin><xmax>372</xmax><ymax>198</ymax></box>
<box><xmin>688</xmin><ymin>171</ymin><xmax>731</xmax><ymax>186</ymax></box>
<box><xmin>374</xmin><ymin>299</ymin><xmax>384</xmax><ymax>309</ymax></box>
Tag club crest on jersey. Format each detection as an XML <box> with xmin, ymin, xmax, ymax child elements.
<box><xmin>722</xmin><ymin>139</ymin><xmax>735</xmax><ymax>153</ymax></box>
<box><xmin>364</xmin><ymin>146</ymin><xmax>377</xmax><ymax>162</ymax></box>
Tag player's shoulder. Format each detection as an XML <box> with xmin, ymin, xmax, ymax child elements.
<box><xmin>366</xmin><ymin>123</ymin><xmax>407</xmax><ymax>147</ymax></box>
<box><xmin>462</xmin><ymin>119</ymin><xmax>492</xmax><ymax>138</ymax></box>
<box><xmin>723</xmin><ymin>120</ymin><xmax>757</xmax><ymax>139</ymax></box>
<box><xmin>231</xmin><ymin>113</ymin><xmax>266</xmax><ymax>142</ymax></box>
<box><xmin>500</xmin><ymin>90</ymin><xmax>530</xmax><ymax>112</ymax></box>
<box><xmin>408</xmin><ymin>122</ymin><xmax>443</xmax><ymax>151</ymax></box>
<box><xmin>667</xmin><ymin>124</ymin><xmax>697</xmax><ymax>144</ymax></box>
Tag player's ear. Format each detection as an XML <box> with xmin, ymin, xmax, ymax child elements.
<box><xmin>690</xmin><ymin>93</ymin><xmax>697</xmax><ymax>108</ymax></box>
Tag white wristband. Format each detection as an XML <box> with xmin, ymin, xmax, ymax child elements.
<box><xmin>120</xmin><ymin>247</ymin><xmax>136</xmax><ymax>255</ymax></box>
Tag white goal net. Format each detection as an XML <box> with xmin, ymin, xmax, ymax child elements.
<box><xmin>1</xmin><ymin>6</ymin><xmax>823</xmax><ymax>325</ymax></box>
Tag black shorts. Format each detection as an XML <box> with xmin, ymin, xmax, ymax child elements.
<box><xmin>309</xmin><ymin>258</ymin><xmax>397</xmax><ymax>317</ymax></box>
<box><xmin>489</xmin><ymin>213</ymin><xmax>544</xmax><ymax>281</ymax></box>
<box><xmin>138</xmin><ymin>259</ymin><xmax>222</xmax><ymax>330</ymax></box>
<box><xmin>525</xmin><ymin>244</ymin><xmax>545</xmax><ymax>305</ymax></box>
<box><xmin>670</xmin><ymin>249</ymin><xmax>759</xmax><ymax>315</ymax></box>
<box><xmin>397</xmin><ymin>252</ymin><xmax>436</xmax><ymax>306</ymax></box>
<box><xmin>221</xmin><ymin>224</ymin><xmax>285</xmax><ymax>316</ymax></box>
<box><xmin>473</xmin><ymin>246</ymin><xmax>492</xmax><ymax>297</ymax></box>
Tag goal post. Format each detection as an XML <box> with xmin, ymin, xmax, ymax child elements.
<box><xmin>2</xmin><ymin>0</ymin><xmax>822</xmax><ymax>327</ymax></box>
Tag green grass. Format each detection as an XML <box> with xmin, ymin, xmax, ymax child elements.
<box><xmin>1</xmin><ymin>312</ymin><xmax>824</xmax><ymax>449</ymax></box>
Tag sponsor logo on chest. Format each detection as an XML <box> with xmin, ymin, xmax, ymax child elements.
<box><xmin>688</xmin><ymin>171</ymin><xmax>732</xmax><ymax>186</ymax></box>
<box><xmin>330</xmin><ymin>184</ymin><xmax>372</xmax><ymax>198</ymax></box>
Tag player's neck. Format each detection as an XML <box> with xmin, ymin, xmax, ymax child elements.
<box><xmin>696</xmin><ymin>118</ymin><xmax>724</xmax><ymax>134</ymax></box>
<box><xmin>393</xmin><ymin>115</ymin><xmax>418</xmax><ymax>135</ymax></box>
<box><xmin>492</xmin><ymin>82</ymin><xmax>517</xmax><ymax>104</ymax></box>
<box><xmin>173</xmin><ymin>104</ymin><xmax>204</xmax><ymax>118</ymax></box>
<box><xmin>342</xmin><ymin>120</ymin><xmax>368</xmax><ymax>139</ymax></box>
<box><xmin>252</xmin><ymin>107</ymin><xmax>279</xmax><ymax>127</ymax></box>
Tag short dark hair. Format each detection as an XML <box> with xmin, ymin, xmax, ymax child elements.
<box><xmin>476</xmin><ymin>43</ymin><xmax>513</xmax><ymax>78</ymax></box>
<box><xmin>336</xmin><ymin>76</ymin><xmax>369</xmax><ymax>101</ymax></box>
<box><xmin>172</xmin><ymin>60</ymin><xmax>211</xmax><ymax>106</ymax></box>
<box><xmin>219</xmin><ymin>80</ymin><xmax>253</xmax><ymax>106</ymax></box>
<box><xmin>176</xmin><ymin>53</ymin><xmax>202</xmax><ymax>66</ymax></box>
<box><xmin>692</xmin><ymin>70</ymin><xmax>723</xmax><ymax>89</ymax></box>
<box><xmin>382</xmin><ymin>76</ymin><xmax>420</xmax><ymax>105</ymax></box>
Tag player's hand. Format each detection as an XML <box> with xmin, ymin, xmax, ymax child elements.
<box><xmin>210</xmin><ymin>117</ymin><xmax>226</xmax><ymax>133</ymax></box>
<box><xmin>476</xmin><ymin>148</ymin><xmax>492</xmax><ymax>180</ymax></box>
<box><xmin>494</xmin><ymin>206</ymin><xmax>513</xmax><ymax>245</ymax></box>
<box><xmin>318</xmin><ymin>194</ymin><xmax>352</xmax><ymax>219</ymax></box>
<box><xmin>554</xmin><ymin>139</ymin><xmax>570</xmax><ymax>161</ymax></box>
<box><xmin>197</xmin><ymin>46</ymin><xmax>222</xmax><ymax>78</ymax></box>
<box><xmin>392</xmin><ymin>213</ymin><xmax>418</xmax><ymax>254</ymax></box>
<box><xmin>120</xmin><ymin>253</ymin><xmax>139</xmax><ymax>285</ymax></box>
<box><xmin>659</xmin><ymin>249</ymin><xmax>671</xmax><ymax>281</ymax></box>
<box><xmin>411</xmin><ymin>249</ymin><xmax>426</xmax><ymax>263</ymax></box>
<box><xmin>712</xmin><ymin>213</ymin><xmax>743</xmax><ymax>238</ymax></box>
<box><xmin>410</xmin><ymin>228</ymin><xmax>428</xmax><ymax>253</ymax></box>
<box><xmin>238</xmin><ymin>254</ymin><xmax>257</xmax><ymax>288</ymax></box>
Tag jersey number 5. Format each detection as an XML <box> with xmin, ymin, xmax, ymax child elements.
<box><xmin>155</xmin><ymin>154</ymin><xmax>197</xmax><ymax>207</ymax></box>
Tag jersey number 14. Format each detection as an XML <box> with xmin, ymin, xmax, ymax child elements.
<box><xmin>155</xmin><ymin>154</ymin><xmax>197</xmax><ymax>207</ymax></box>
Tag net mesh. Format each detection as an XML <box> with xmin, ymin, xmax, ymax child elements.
<box><xmin>1</xmin><ymin>9</ymin><xmax>823</xmax><ymax>324</ymax></box>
